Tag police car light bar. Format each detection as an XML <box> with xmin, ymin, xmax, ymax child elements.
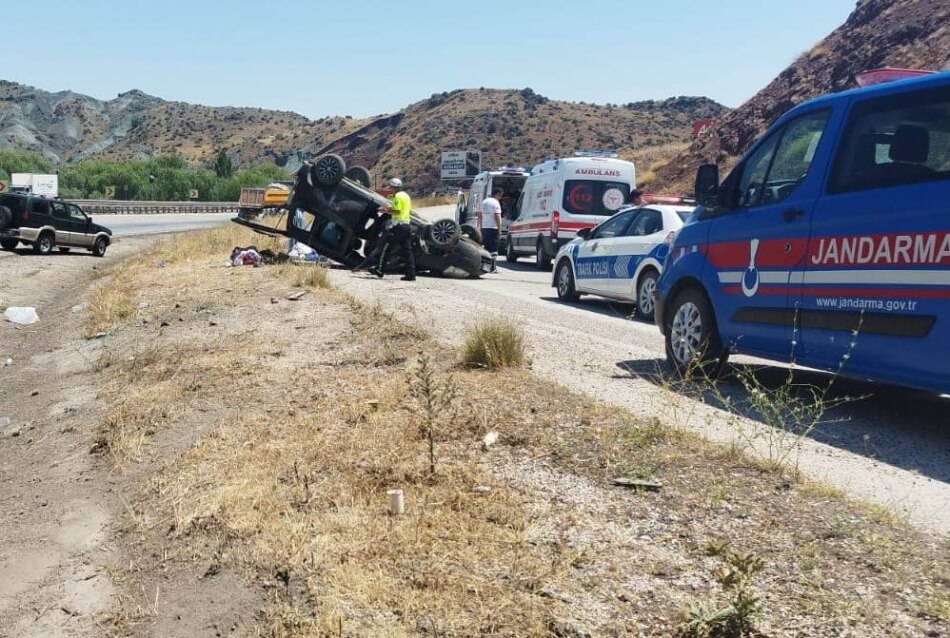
<box><xmin>573</xmin><ymin>150</ymin><xmax>619</xmax><ymax>158</ymax></box>
<box><xmin>855</xmin><ymin>68</ymin><xmax>934</xmax><ymax>87</ymax></box>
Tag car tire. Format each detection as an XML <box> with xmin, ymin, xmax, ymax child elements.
<box><xmin>460</xmin><ymin>223</ymin><xmax>482</xmax><ymax>244</ymax></box>
<box><xmin>536</xmin><ymin>240</ymin><xmax>551</xmax><ymax>271</ymax></box>
<box><xmin>345</xmin><ymin>165</ymin><xmax>372</xmax><ymax>188</ymax></box>
<box><xmin>555</xmin><ymin>259</ymin><xmax>579</xmax><ymax>302</ymax></box>
<box><xmin>0</xmin><ymin>205</ymin><xmax>12</xmax><ymax>231</ymax></box>
<box><xmin>33</xmin><ymin>233</ymin><xmax>54</xmax><ymax>255</ymax></box>
<box><xmin>446</xmin><ymin>239</ymin><xmax>483</xmax><ymax>278</ymax></box>
<box><xmin>311</xmin><ymin>154</ymin><xmax>347</xmax><ymax>188</ymax></box>
<box><xmin>636</xmin><ymin>269</ymin><xmax>659</xmax><ymax>322</ymax></box>
<box><xmin>664</xmin><ymin>286</ymin><xmax>727</xmax><ymax>377</ymax></box>
<box><xmin>426</xmin><ymin>218</ymin><xmax>460</xmax><ymax>250</ymax></box>
<box><xmin>506</xmin><ymin>237</ymin><xmax>518</xmax><ymax>262</ymax></box>
<box><xmin>92</xmin><ymin>236</ymin><xmax>108</xmax><ymax>257</ymax></box>
<box><xmin>0</xmin><ymin>238</ymin><xmax>17</xmax><ymax>251</ymax></box>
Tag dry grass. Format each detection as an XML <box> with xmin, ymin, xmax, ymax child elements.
<box><xmin>275</xmin><ymin>262</ymin><xmax>330</xmax><ymax>289</ymax></box>
<box><xmin>461</xmin><ymin>319</ymin><xmax>526</xmax><ymax>369</ymax></box>
<box><xmin>413</xmin><ymin>195</ymin><xmax>455</xmax><ymax>207</ymax></box>
<box><xmin>90</xmin><ymin>226</ymin><xmax>950</xmax><ymax>637</ymax></box>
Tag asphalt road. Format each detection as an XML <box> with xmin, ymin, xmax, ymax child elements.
<box><xmin>98</xmin><ymin>212</ymin><xmax>234</xmax><ymax>236</ymax></box>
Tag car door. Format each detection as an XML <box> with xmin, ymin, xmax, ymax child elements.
<box><xmin>609</xmin><ymin>208</ymin><xmax>666</xmax><ymax>299</ymax></box>
<box><xmin>572</xmin><ymin>209</ymin><xmax>638</xmax><ymax>295</ymax></box>
<box><xmin>706</xmin><ymin>108</ymin><xmax>834</xmax><ymax>357</ymax></box>
<box><xmin>50</xmin><ymin>201</ymin><xmax>76</xmax><ymax>245</ymax></box>
<box><xmin>801</xmin><ymin>84</ymin><xmax>950</xmax><ymax>390</ymax></box>
<box><xmin>67</xmin><ymin>203</ymin><xmax>94</xmax><ymax>247</ymax></box>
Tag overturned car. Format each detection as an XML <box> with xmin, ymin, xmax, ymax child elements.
<box><xmin>233</xmin><ymin>154</ymin><xmax>491</xmax><ymax>278</ymax></box>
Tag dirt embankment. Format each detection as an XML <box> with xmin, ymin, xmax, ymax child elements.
<box><xmin>28</xmin><ymin>225</ymin><xmax>944</xmax><ymax>637</ymax></box>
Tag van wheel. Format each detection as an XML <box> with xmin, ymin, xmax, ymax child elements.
<box><xmin>536</xmin><ymin>241</ymin><xmax>551</xmax><ymax>271</ymax></box>
<box><xmin>665</xmin><ymin>287</ymin><xmax>727</xmax><ymax>377</ymax></box>
<box><xmin>33</xmin><ymin>233</ymin><xmax>54</xmax><ymax>255</ymax></box>
<box><xmin>636</xmin><ymin>269</ymin><xmax>659</xmax><ymax>322</ymax></box>
<box><xmin>555</xmin><ymin>260</ymin><xmax>579</xmax><ymax>302</ymax></box>
<box><xmin>0</xmin><ymin>238</ymin><xmax>18</xmax><ymax>251</ymax></box>
<box><xmin>92</xmin><ymin>236</ymin><xmax>108</xmax><ymax>257</ymax></box>
<box><xmin>506</xmin><ymin>237</ymin><xmax>518</xmax><ymax>262</ymax></box>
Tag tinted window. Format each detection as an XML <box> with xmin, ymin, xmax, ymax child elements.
<box><xmin>829</xmin><ymin>86</ymin><xmax>950</xmax><ymax>193</ymax></box>
<box><xmin>627</xmin><ymin>209</ymin><xmax>664</xmax><ymax>236</ymax></box>
<box><xmin>592</xmin><ymin>210</ymin><xmax>636</xmax><ymax>239</ymax></box>
<box><xmin>737</xmin><ymin>110</ymin><xmax>830</xmax><ymax>207</ymax></box>
<box><xmin>562</xmin><ymin>180</ymin><xmax>631</xmax><ymax>216</ymax></box>
<box><xmin>30</xmin><ymin>199</ymin><xmax>50</xmax><ymax>215</ymax></box>
<box><xmin>51</xmin><ymin>202</ymin><xmax>68</xmax><ymax>218</ymax></box>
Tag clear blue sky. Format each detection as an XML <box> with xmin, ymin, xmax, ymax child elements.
<box><xmin>6</xmin><ymin>0</ymin><xmax>857</xmax><ymax>119</ymax></box>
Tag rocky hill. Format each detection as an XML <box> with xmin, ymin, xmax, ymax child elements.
<box><xmin>654</xmin><ymin>0</ymin><xmax>950</xmax><ymax>192</ymax></box>
<box><xmin>0</xmin><ymin>80</ymin><xmax>726</xmax><ymax>191</ymax></box>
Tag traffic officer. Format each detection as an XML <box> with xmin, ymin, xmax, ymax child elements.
<box><xmin>370</xmin><ymin>178</ymin><xmax>416</xmax><ymax>281</ymax></box>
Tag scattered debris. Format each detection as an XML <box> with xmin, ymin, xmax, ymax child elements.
<box><xmin>387</xmin><ymin>489</ymin><xmax>405</xmax><ymax>515</ymax></box>
<box><xmin>473</xmin><ymin>485</ymin><xmax>492</xmax><ymax>494</ymax></box>
<box><xmin>286</xmin><ymin>291</ymin><xmax>307</xmax><ymax>301</ymax></box>
<box><xmin>30</xmin><ymin>389</ymin><xmax>39</xmax><ymax>397</ymax></box>
<box><xmin>2</xmin><ymin>357</ymin><xmax>12</xmax><ymax>367</ymax></box>
<box><xmin>366</xmin><ymin>399</ymin><xmax>380</xmax><ymax>412</ymax></box>
<box><xmin>482</xmin><ymin>431</ymin><xmax>499</xmax><ymax>450</ymax></box>
<box><xmin>87</xmin><ymin>331</ymin><xmax>111</xmax><ymax>340</ymax></box>
<box><xmin>71</xmin><ymin>304</ymin><xmax>85</xmax><ymax>314</ymax></box>
<box><xmin>4</xmin><ymin>307</ymin><xmax>39</xmax><ymax>325</ymax></box>
<box><xmin>612</xmin><ymin>477</ymin><xmax>662</xmax><ymax>492</ymax></box>
<box><xmin>270</xmin><ymin>297</ymin><xmax>279</xmax><ymax>304</ymax></box>
<box><xmin>0</xmin><ymin>417</ymin><xmax>11</xmax><ymax>428</ymax></box>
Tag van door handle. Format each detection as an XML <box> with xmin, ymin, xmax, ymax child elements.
<box><xmin>782</xmin><ymin>208</ymin><xmax>805</xmax><ymax>221</ymax></box>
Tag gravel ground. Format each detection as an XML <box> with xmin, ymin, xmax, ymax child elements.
<box><xmin>329</xmin><ymin>209</ymin><xmax>950</xmax><ymax>534</ymax></box>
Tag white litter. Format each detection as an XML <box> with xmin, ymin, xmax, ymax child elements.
<box><xmin>482</xmin><ymin>431</ymin><xmax>499</xmax><ymax>450</ymax></box>
<box><xmin>4</xmin><ymin>307</ymin><xmax>39</xmax><ymax>325</ymax></box>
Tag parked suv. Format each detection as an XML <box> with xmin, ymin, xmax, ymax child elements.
<box><xmin>0</xmin><ymin>193</ymin><xmax>113</xmax><ymax>256</ymax></box>
<box><xmin>655</xmin><ymin>70</ymin><xmax>950</xmax><ymax>395</ymax></box>
<box><xmin>234</xmin><ymin>154</ymin><xmax>491</xmax><ymax>277</ymax></box>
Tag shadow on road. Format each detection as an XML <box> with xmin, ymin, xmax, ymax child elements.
<box><xmin>616</xmin><ymin>357</ymin><xmax>950</xmax><ymax>483</ymax></box>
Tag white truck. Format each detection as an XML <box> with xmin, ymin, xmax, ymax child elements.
<box><xmin>11</xmin><ymin>173</ymin><xmax>59</xmax><ymax>198</ymax></box>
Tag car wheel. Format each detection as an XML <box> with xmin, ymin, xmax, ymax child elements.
<box><xmin>460</xmin><ymin>223</ymin><xmax>482</xmax><ymax>244</ymax></box>
<box><xmin>345</xmin><ymin>165</ymin><xmax>372</xmax><ymax>188</ymax></box>
<box><xmin>0</xmin><ymin>238</ymin><xmax>17</xmax><ymax>251</ymax></box>
<box><xmin>536</xmin><ymin>241</ymin><xmax>551</xmax><ymax>271</ymax></box>
<box><xmin>506</xmin><ymin>237</ymin><xmax>518</xmax><ymax>262</ymax></box>
<box><xmin>0</xmin><ymin>205</ymin><xmax>12</xmax><ymax>231</ymax></box>
<box><xmin>33</xmin><ymin>233</ymin><xmax>54</xmax><ymax>255</ymax></box>
<box><xmin>555</xmin><ymin>260</ymin><xmax>579</xmax><ymax>302</ymax></box>
<box><xmin>92</xmin><ymin>236</ymin><xmax>108</xmax><ymax>257</ymax></box>
<box><xmin>665</xmin><ymin>286</ymin><xmax>727</xmax><ymax>377</ymax></box>
<box><xmin>636</xmin><ymin>269</ymin><xmax>659</xmax><ymax>322</ymax></box>
<box><xmin>311</xmin><ymin>154</ymin><xmax>347</xmax><ymax>188</ymax></box>
<box><xmin>427</xmin><ymin>218</ymin><xmax>460</xmax><ymax>249</ymax></box>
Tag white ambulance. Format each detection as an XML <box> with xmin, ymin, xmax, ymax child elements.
<box><xmin>507</xmin><ymin>154</ymin><xmax>635</xmax><ymax>269</ymax></box>
<box><xmin>457</xmin><ymin>167</ymin><xmax>531</xmax><ymax>248</ymax></box>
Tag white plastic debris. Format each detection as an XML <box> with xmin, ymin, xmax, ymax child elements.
<box><xmin>482</xmin><ymin>431</ymin><xmax>499</xmax><ymax>450</ymax></box>
<box><xmin>387</xmin><ymin>489</ymin><xmax>405</xmax><ymax>515</ymax></box>
<box><xmin>2</xmin><ymin>358</ymin><xmax>12</xmax><ymax>367</ymax></box>
<box><xmin>4</xmin><ymin>307</ymin><xmax>39</xmax><ymax>325</ymax></box>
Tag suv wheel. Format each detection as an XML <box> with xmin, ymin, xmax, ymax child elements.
<box><xmin>0</xmin><ymin>238</ymin><xmax>17</xmax><ymax>251</ymax></box>
<box><xmin>665</xmin><ymin>287</ymin><xmax>727</xmax><ymax>377</ymax></box>
<box><xmin>345</xmin><ymin>165</ymin><xmax>372</xmax><ymax>188</ymax></box>
<box><xmin>33</xmin><ymin>233</ymin><xmax>54</xmax><ymax>255</ymax></box>
<box><xmin>427</xmin><ymin>219</ymin><xmax>460</xmax><ymax>249</ymax></box>
<box><xmin>0</xmin><ymin>205</ymin><xmax>12</xmax><ymax>231</ymax></box>
<box><xmin>92</xmin><ymin>236</ymin><xmax>108</xmax><ymax>257</ymax></box>
<box><xmin>311</xmin><ymin>154</ymin><xmax>347</xmax><ymax>187</ymax></box>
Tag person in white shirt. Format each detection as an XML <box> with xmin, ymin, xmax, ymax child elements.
<box><xmin>479</xmin><ymin>188</ymin><xmax>503</xmax><ymax>273</ymax></box>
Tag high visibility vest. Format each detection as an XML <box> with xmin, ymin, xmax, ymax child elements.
<box><xmin>391</xmin><ymin>191</ymin><xmax>412</xmax><ymax>223</ymax></box>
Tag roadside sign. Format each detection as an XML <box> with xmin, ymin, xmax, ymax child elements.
<box><xmin>0</xmin><ymin>180</ymin><xmax>7</xmax><ymax>193</ymax></box>
<box><xmin>105</xmin><ymin>186</ymin><xmax>116</xmax><ymax>198</ymax></box>
<box><xmin>441</xmin><ymin>150</ymin><xmax>481</xmax><ymax>180</ymax></box>
<box><xmin>189</xmin><ymin>189</ymin><xmax>199</xmax><ymax>199</ymax></box>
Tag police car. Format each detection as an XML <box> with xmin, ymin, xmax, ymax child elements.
<box><xmin>551</xmin><ymin>204</ymin><xmax>695</xmax><ymax>320</ymax></box>
<box><xmin>655</xmin><ymin>69</ymin><xmax>950</xmax><ymax>395</ymax></box>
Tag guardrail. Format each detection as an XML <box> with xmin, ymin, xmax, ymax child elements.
<box><xmin>73</xmin><ymin>200</ymin><xmax>241</xmax><ymax>215</ymax></box>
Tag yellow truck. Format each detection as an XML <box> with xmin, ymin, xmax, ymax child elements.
<box><xmin>238</xmin><ymin>182</ymin><xmax>291</xmax><ymax>217</ymax></box>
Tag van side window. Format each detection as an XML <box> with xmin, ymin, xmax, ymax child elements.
<box><xmin>829</xmin><ymin>86</ymin><xmax>950</xmax><ymax>193</ymax></box>
<box><xmin>30</xmin><ymin>199</ymin><xmax>51</xmax><ymax>215</ymax></box>
<box><xmin>737</xmin><ymin>110</ymin><xmax>830</xmax><ymax>208</ymax></box>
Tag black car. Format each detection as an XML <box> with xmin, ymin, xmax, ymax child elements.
<box><xmin>0</xmin><ymin>193</ymin><xmax>112</xmax><ymax>256</ymax></box>
<box><xmin>233</xmin><ymin>154</ymin><xmax>491</xmax><ymax>278</ymax></box>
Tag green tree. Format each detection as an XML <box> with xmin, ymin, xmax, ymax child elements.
<box><xmin>213</xmin><ymin>149</ymin><xmax>233</xmax><ymax>179</ymax></box>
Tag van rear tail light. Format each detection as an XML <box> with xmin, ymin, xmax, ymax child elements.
<box><xmin>551</xmin><ymin>211</ymin><xmax>560</xmax><ymax>240</ymax></box>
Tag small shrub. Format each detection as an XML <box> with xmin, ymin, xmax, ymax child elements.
<box><xmin>461</xmin><ymin>320</ymin><xmax>525</xmax><ymax>370</ymax></box>
<box><xmin>678</xmin><ymin>545</ymin><xmax>764</xmax><ymax>637</ymax></box>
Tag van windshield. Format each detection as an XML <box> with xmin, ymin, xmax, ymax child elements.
<box><xmin>562</xmin><ymin>180</ymin><xmax>630</xmax><ymax>216</ymax></box>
